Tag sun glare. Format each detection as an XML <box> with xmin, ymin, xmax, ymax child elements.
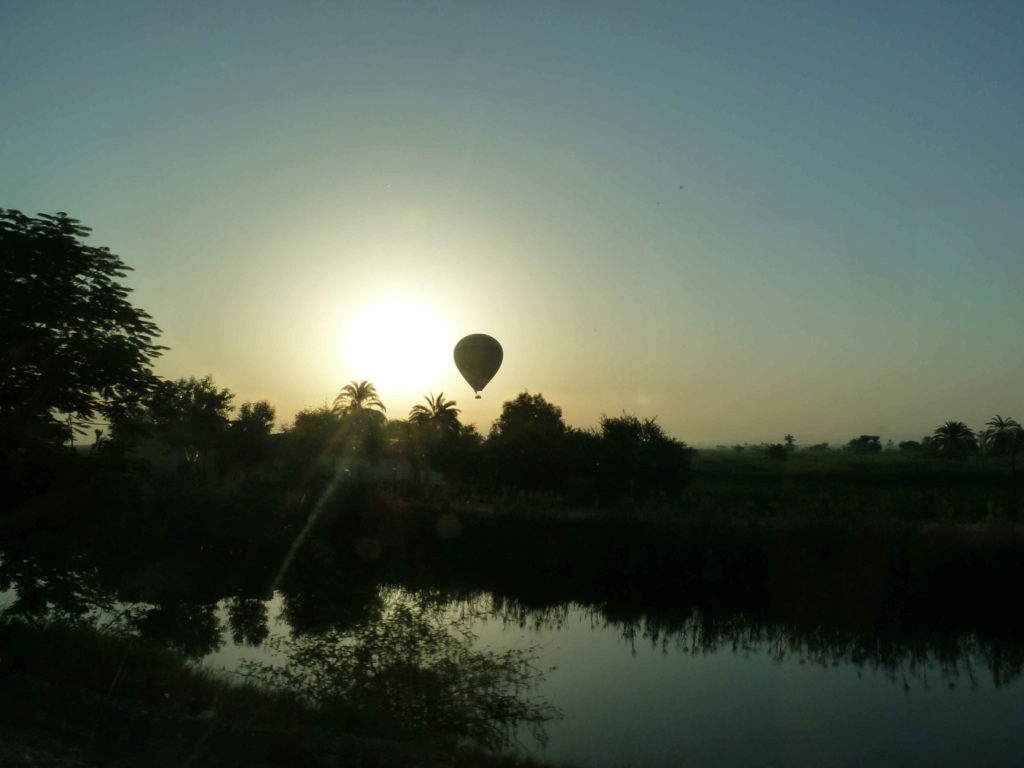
<box><xmin>343</xmin><ymin>300</ymin><xmax>452</xmax><ymax>399</ymax></box>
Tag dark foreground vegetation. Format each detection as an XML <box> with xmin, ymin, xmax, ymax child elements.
<box><xmin>0</xmin><ymin>620</ymin><xmax>571</xmax><ymax>768</ymax></box>
<box><xmin>4</xmin><ymin>209</ymin><xmax>1024</xmax><ymax>764</ymax></box>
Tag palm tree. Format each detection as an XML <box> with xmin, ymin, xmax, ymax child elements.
<box><xmin>332</xmin><ymin>380</ymin><xmax>386</xmax><ymax>420</ymax></box>
<box><xmin>329</xmin><ymin>381</ymin><xmax>387</xmax><ymax>469</ymax></box>
<box><xmin>983</xmin><ymin>415</ymin><xmax>1022</xmax><ymax>476</ymax></box>
<box><xmin>931</xmin><ymin>420</ymin><xmax>977</xmax><ymax>460</ymax></box>
<box><xmin>409</xmin><ymin>392</ymin><xmax>461</xmax><ymax>434</ymax></box>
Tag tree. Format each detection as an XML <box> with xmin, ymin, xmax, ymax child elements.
<box><xmin>599</xmin><ymin>413</ymin><xmax>695</xmax><ymax>501</ymax></box>
<box><xmin>408</xmin><ymin>392</ymin><xmax>461</xmax><ymax>434</ymax></box>
<box><xmin>491</xmin><ymin>391</ymin><xmax>565</xmax><ymax>437</ymax></box>
<box><xmin>846</xmin><ymin>435</ymin><xmax>882</xmax><ymax>454</ymax></box>
<box><xmin>282</xmin><ymin>406</ymin><xmax>340</xmax><ymax>475</ymax></box>
<box><xmin>289</xmin><ymin>406</ymin><xmax>339</xmax><ymax>449</ymax></box>
<box><xmin>143</xmin><ymin>376</ymin><xmax>235</xmax><ymax>475</ymax></box>
<box><xmin>226</xmin><ymin>400</ymin><xmax>277</xmax><ymax>467</ymax></box>
<box><xmin>1</xmin><ymin>210</ymin><xmax>163</xmax><ymax>451</ymax></box>
<box><xmin>931</xmin><ymin>421</ymin><xmax>977</xmax><ymax>460</ymax></box>
<box><xmin>403</xmin><ymin>393</ymin><xmax>463</xmax><ymax>488</ymax></box>
<box><xmin>783</xmin><ymin>434</ymin><xmax>796</xmax><ymax>451</ymax></box>
<box><xmin>328</xmin><ymin>381</ymin><xmax>387</xmax><ymax>469</ymax></box>
<box><xmin>233</xmin><ymin>400</ymin><xmax>275</xmax><ymax>435</ymax></box>
<box><xmin>983</xmin><ymin>415</ymin><xmax>1022</xmax><ymax>475</ymax></box>
<box><xmin>332</xmin><ymin>380</ymin><xmax>386</xmax><ymax>421</ymax></box>
<box><xmin>432</xmin><ymin>423</ymin><xmax>485</xmax><ymax>489</ymax></box>
<box><xmin>486</xmin><ymin>391</ymin><xmax>567</xmax><ymax>492</ymax></box>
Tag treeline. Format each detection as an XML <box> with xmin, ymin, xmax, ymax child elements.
<box><xmin>2</xmin><ymin>207</ymin><xmax>1019</xmax><ymax>517</ymax></box>
<box><xmin>97</xmin><ymin>376</ymin><xmax>695</xmax><ymax>507</ymax></box>
<box><xmin>837</xmin><ymin>420</ymin><xmax>1021</xmax><ymax>461</ymax></box>
<box><xmin>0</xmin><ymin>208</ymin><xmax>694</xmax><ymax>513</ymax></box>
<box><xmin>725</xmin><ymin>417</ymin><xmax>1023</xmax><ymax>468</ymax></box>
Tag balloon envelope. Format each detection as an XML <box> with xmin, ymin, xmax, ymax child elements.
<box><xmin>454</xmin><ymin>334</ymin><xmax>503</xmax><ymax>396</ymax></box>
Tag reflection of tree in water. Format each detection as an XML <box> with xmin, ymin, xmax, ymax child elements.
<box><xmin>226</xmin><ymin>596</ymin><xmax>269</xmax><ymax>647</ymax></box>
<box><xmin>0</xmin><ymin>556</ymin><xmax>117</xmax><ymax>624</ymax></box>
<box><xmin>484</xmin><ymin>595</ymin><xmax>1024</xmax><ymax>691</ymax></box>
<box><xmin>131</xmin><ymin>601</ymin><xmax>223</xmax><ymax>659</ymax></box>
<box><xmin>277</xmin><ymin>575</ymin><xmax>384</xmax><ymax>637</ymax></box>
<box><xmin>7</xmin><ymin>534</ymin><xmax>1024</xmax><ymax>712</ymax></box>
<box><xmin>0</xmin><ymin>555</ymin><xmax>224</xmax><ymax>659</ymax></box>
<box><xmin>241</xmin><ymin>587</ymin><xmax>558</xmax><ymax>752</ymax></box>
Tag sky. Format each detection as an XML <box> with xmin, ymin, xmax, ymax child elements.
<box><xmin>3</xmin><ymin>0</ymin><xmax>1022</xmax><ymax>445</ymax></box>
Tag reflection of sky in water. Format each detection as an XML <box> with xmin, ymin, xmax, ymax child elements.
<box><xmin>196</xmin><ymin>591</ymin><xmax>1024</xmax><ymax>767</ymax></box>
<box><xmin>463</xmin><ymin>601</ymin><xmax>1024</xmax><ymax>768</ymax></box>
<box><xmin>9</xmin><ymin>578</ymin><xmax>1015</xmax><ymax>768</ymax></box>
<box><xmin>201</xmin><ymin>592</ymin><xmax>291</xmax><ymax>674</ymax></box>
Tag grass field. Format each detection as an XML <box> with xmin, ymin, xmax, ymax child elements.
<box><xmin>675</xmin><ymin>449</ymin><xmax>1022</xmax><ymax>522</ymax></box>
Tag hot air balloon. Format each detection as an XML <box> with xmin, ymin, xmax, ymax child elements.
<box><xmin>454</xmin><ymin>334</ymin><xmax>502</xmax><ymax>399</ymax></box>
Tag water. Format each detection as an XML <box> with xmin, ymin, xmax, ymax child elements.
<box><xmin>200</xmin><ymin>590</ymin><xmax>1024</xmax><ymax>767</ymax></box>
<box><xmin>5</xmin><ymin>532</ymin><xmax>1024</xmax><ymax>766</ymax></box>
<box><xmin>489</xmin><ymin>609</ymin><xmax>1023</xmax><ymax>767</ymax></box>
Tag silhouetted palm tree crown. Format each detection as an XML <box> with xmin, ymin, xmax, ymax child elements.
<box><xmin>983</xmin><ymin>415</ymin><xmax>1022</xmax><ymax>474</ymax></box>
<box><xmin>409</xmin><ymin>392</ymin><xmax>461</xmax><ymax>434</ymax></box>
<box><xmin>983</xmin><ymin>415</ymin><xmax>1021</xmax><ymax>451</ymax></box>
<box><xmin>332</xmin><ymin>380</ymin><xmax>386</xmax><ymax>420</ymax></box>
<box><xmin>932</xmin><ymin>420</ymin><xmax>976</xmax><ymax>458</ymax></box>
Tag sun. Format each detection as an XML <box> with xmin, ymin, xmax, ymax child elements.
<box><xmin>343</xmin><ymin>299</ymin><xmax>452</xmax><ymax>399</ymax></box>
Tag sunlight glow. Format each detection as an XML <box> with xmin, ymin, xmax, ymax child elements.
<box><xmin>344</xmin><ymin>300</ymin><xmax>452</xmax><ymax>399</ymax></box>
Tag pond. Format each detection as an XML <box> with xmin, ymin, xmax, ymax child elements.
<box><xmin>200</xmin><ymin>588</ymin><xmax>1024</xmax><ymax>767</ymax></box>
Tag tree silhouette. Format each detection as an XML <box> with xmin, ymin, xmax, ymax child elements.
<box><xmin>491</xmin><ymin>391</ymin><xmax>565</xmax><ymax>437</ymax></box>
<box><xmin>983</xmin><ymin>415</ymin><xmax>1022</xmax><ymax>475</ymax></box>
<box><xmin>846</xmin><ymin>435</ymin><xmax>882</xmax><ymax>454</ymax></box>
<box><xmin>226</xmin><ymin>400</ymin><xmax>276</xmax><ymax>468</ymax></box>
<box><xmin>1</xmin><ymin>210</ymin><xmax>163</xmax><ymax>452</ymax></box>
<box><xmin>234</xmin><ymin>400</ymin><xmax>275</xmax><ymax>435</ymax></box>
<box><xmin>282</xmin><ymin>406</ymin><xmax>340</xmax><ymax>475</ymax></box>
<box><xmin>143</xmin><ymin>376</ymin><xmax>235</xmax><ymax>476</ymax></box>
<box><xmin>332</xmin><ymin>380</ymin><xmax>386</xmax><ymax>422</ymax></box>
<box><xmin>408</xmin><ymin>392</ymin><xmax>461</xmax><ymax>434</ymax></box>
<box><xmin>931</xmin><ymin>421</ymin><xmax>977</xmax><ymax>460</ymax></box>
<box><xmin>487</xmin><ymin>391</ymin><xmax>567</xmax><ymax>492</ymax></box>
<box><xmin>600</xmin><ymin>413</ymin><xmax>695</xmax><ymax>500</ymax></box>
<box><xmin>293</xmin><ymin>406</ymin><xmax>336</xmax><ymax>432</ymax></box>
<box><xmin>330</xmin><ymin>382</ymin><xmax>387</xmax><ymax>470</ymax></box>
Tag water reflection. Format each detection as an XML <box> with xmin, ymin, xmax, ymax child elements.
<box><xmin>485</xmin><ymin>596</ymin><xmax>1024</xmax><ymax>692</ymax></box>
<box><xmin>276</xmin><ymin>570</ymin><xmax>384</xmax><ymax>637</ymax></box>
<box><xmin>4</xmin><ymin>537</ymin><xmax>1024</xmax><ymax>693</ymax></box>
<box><xmin>240</xmin><ymin>587</ymin><xmax>557</xmax><ymax>751</ymax></box>
<box><xmin>132</xmin><ymin>600</ymin><xmax>223</xmax><ymax>659</ymax></box>
<box><xmin>5</xmin><ymin>520</ymin><xmax>1024</xmax><ymax>761</ymax></box>
<box><xmin>0</xmin><ymin>551</ymin><xmax>560</xmax><ymax>749</ymax></box>
<box><xmin>226</xmin><ymin>596</ymin><xmax>269</xmax><ymax>647</ymax></box>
